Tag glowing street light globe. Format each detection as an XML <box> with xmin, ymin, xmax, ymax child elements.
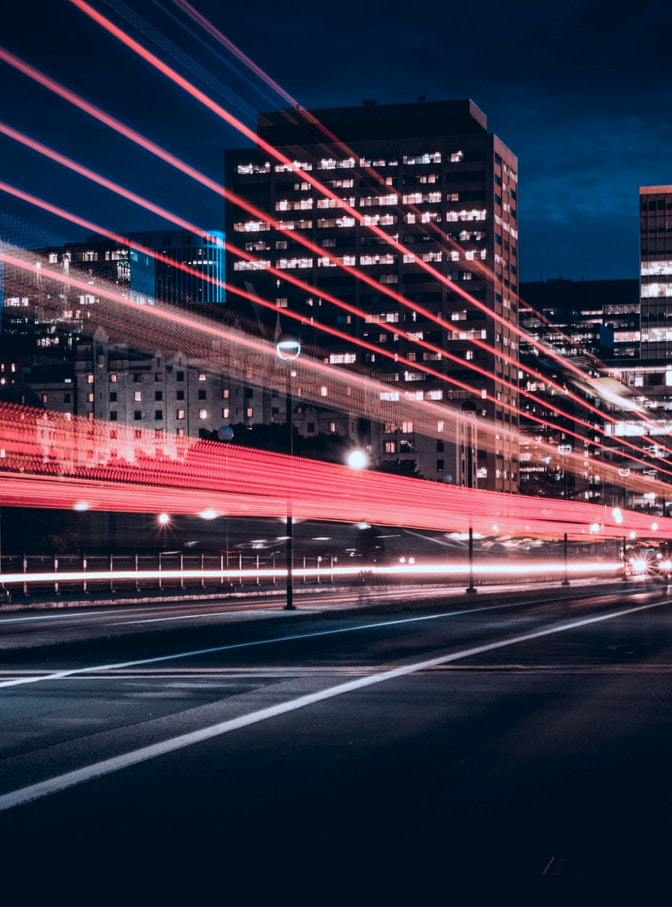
<box><xmin>276</xmin><ymin>333</ymin><xmax>301</xmax><ymax>361</ymax></box>
<box><xmin>347</xmin><ymin>450</ymin><xmax>368</xmax><ymax>470</ymax></box>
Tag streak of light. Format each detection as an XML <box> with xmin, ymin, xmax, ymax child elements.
<box><xmin>0</xmin><ymin>210</ymin><xmax>666</xmax><ymax>487</ymax></box>
<box><xmin>0</xmin><ymin>44</ymin><xmax>605</xmax><ymax>435</ymax></box>
<box><xmin>170</xmin><ymin>0</ymin><xmax>625</xmax><ymax>388</ymax></box>
<box><xmin>168</xmin><ymin>0</ymin><xmax>297</xmax><ymax>109</ymax></box>
<box><xmin>0</xmin><ymin>65</ymin><xmax>660</xmax><ymax>467</ymax></box>
<box><xmin>0</xmin><ymin>249</ymin><xmax>525</xmax><ymax>460</ymax></box>
<box><xmin>0</xmin><ymin>560</ymin><xmax>622</xmax><ymax>587</ymax></box>
<box><xmin>0</xmin><ymin>64</ymin><xmax>616</xmax><ymax>451</ymax></box>
<box><xmin>1</xmin><ymin>432</ymin><xmax>672</xmax><ymax>540</ymax></box>
<box><xmin>0</xmin><ymin>57</ymin><xmax>663</xmax><ymax>475</ymax></box>
<box><xmin>68</xmin><ymin>0</ymin><xmax>660</xmax><ymax>434</ymax></box>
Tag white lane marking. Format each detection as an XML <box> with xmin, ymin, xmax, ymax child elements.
<box><xmin>0</xmin><ymin>598</ymin><xmax>666</xmax><ymax>812</ymax></box>
<box><xmin>114</xmin><ymin>587</ymin><xmax>582</xmax><ymax>625</ymax></box>
<box><xmin>0</xmin><ymin>608</ymin><xmax>152</xmax><ymax>625</ymax></box>
<box><xmin>0</xmin><ymin>598</ymin><xmax>568</xmax><ymax>690</ymax></box>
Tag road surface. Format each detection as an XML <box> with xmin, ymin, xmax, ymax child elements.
<box><xmin>1</xmin><ymin>581</ymin><xmax>670</xmax><ymax>895</ymax></box>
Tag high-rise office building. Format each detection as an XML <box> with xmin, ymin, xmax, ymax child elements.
<box><xmin>640</xmin><ymin>185</ymin><xmax>672</xmax><ymax>360</ymax></box>
<box><xmin>225</xmin><ymin>99</ymin><xmax>519</xmax><ymax>492</ymax></box>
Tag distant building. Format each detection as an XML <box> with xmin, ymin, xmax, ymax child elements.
<box><xmin>520</xmin><ymin>271</ymin><xmax>672</xmax><ymax>512</ymax></box>
<box><xmin>639</xmin><ymin>186</ymin><xmax>672</xmax><ymax>360</ymax></box>
<box><xmin>225</xmin><ymin>99</ymin><xmax>519</xmax><ymax>492</ymax></box>
<box><xmin>520</xmin><ymin>277</ymin><xmax>638</xmax><ymax>359</ymax></box>
<box><xmin>126</xmin><ymin>230</ymin><xmax>226</xmax><ymax>306</ymax></box>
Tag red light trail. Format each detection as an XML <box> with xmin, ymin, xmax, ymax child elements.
<box><xmin>4</xmin><ymin>237</ymin><xmax>672</xmax><ymax>493</ymax></box>
<box><xmin>0</xmin><ymin>130</ymin><xmax>664</xmax><ymax>483</ymax></box>
<box><xmin>168</xmin><ymin>0</ymin><xmax>615</xmax><ymax>381</ymax></box>
<box><xmin>67</xmin><ymin>0</ymin><xmax>646</xmax><ymax>410</ymax></box>
<box><xmin>1</xmin><ymin>400</ymin><xmax>670</xmax><ymax>542</ymax></box>
<box><xmin>0</xmin><ymin>3</ymin><xmax>668</xmax><ymax>529</ymax></box>
<box><xmin>0</xmin><ymin>40</ymin><xmax>664</xmax><ymax>470</ymax></box>
<box><xmin>0</xmin><ymin>45</ymin><xmax>617</xmax><ymax>438</ymax></box>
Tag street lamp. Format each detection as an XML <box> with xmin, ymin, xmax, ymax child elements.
<box><xmin>276</xmin><ymin>332</ymin><xmax>301</xmax><ymax>610</ymax></box>
<box><xmin>558</xmin><ymin>444</ymin><xmax>572</xmax><ymax>586</ymax></box>
<box><xmin>218</xmin><ymin>425</ymin><xmax>235</xmax><ymax>568</ymax></box>
<box><xmin>558</xmin><ymin>443</ymin><xmax>572</xmax><ymax>499</ymax></box>
<box><xmin>346</xmin><ymin>449</ymin><xmax>368</xmax><ymax>471</ymax></box>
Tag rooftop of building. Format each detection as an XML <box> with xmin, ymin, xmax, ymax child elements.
<box><xmin>257</xmin><ymin>98</ymin><xmax>489</xmax><ymax>146</ymax></box>
<box><xmin>520</xmin><ymin>277</ymin><xmax>639</xmax><ymax>306</ymax></box>
<box><xmin>640</xmin><ymin>186</ymin><xmax>672</xmax><ymax>195</ymax></box>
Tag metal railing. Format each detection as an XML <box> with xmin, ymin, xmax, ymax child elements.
<box><xmin>0</xmin><ymin>552</ymin><xmax>343</xmax><ymax>599</ymax></box>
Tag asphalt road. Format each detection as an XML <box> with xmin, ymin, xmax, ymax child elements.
<box><xmin>1</xmin><ymin>581</ymin><xmax>671</xmax><ymax>897</ymax></box>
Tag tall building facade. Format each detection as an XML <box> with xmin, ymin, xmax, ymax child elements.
<box><xmin>640</xmin><ymin>185</ymin><xmax>672</xmax><ymax>360</ymax></box>
<box><xmin>224</xmin><ymin>99</ymin><xmax>519</xmax><ymax>492</ymax></box>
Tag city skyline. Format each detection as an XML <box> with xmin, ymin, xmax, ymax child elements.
<box><xmin>1</xmin><ymin>0</ymin><xmax>670</xmax><ymax>282</ymax></box>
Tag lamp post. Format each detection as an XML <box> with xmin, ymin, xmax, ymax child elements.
<box><xmin>618</xmin><ymin>467</ymin><xmax>630</xmax><ymax>568</ymax></box>
<box><xmin>557</xmin><ymin>444</ymin><xmax>572</xmax><ymax>586</ymax></box>
<box><xmin>558</xmin><ymin>443</ymin><xmax>572</xmax><ymax>499</ymax></box>
<box><xmin>466</xmin><ymin>523</ymin><xmax>476</xmax><ymax>594</ymax></box>
<box><xmin>276</xmin><ymin>332</ymin><xmax>301</xmax><ymax>610</ymax></box>
<box><xmin>218</xmin><ymin>425</ymin><xmax>234</xmax><ymax>570</ymax></box>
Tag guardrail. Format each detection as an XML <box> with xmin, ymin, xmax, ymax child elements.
<box><xmin>0</xmin><ymin>552</ymin><xmax>344</xmax><ymax>598</ymax></box>
<box><xmin>0</xmin><ymin>552</ymin><xmax>625</xmax><ymax>603</ymax></box>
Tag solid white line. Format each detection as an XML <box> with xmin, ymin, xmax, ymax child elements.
<box><xmin>0</xmin><ymin>599</ymin><xmax>538</xmax><ymax>689</ymax></box>
<box><xmin>0</xmin><ymin>607</ymin><xmax>148</xmax><ymax>625</ymax></box>
<box><xmin>0</xmin><ymin>598</ymin><xmax>665</xmax><ymax>812</ymax></box>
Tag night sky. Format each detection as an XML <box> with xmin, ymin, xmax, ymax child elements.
<box><xmin>2</xmin><ymin>0</ymin><xmax>671</xmax><ymax>281</ymax></box>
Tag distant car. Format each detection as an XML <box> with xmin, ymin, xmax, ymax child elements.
<box><xmin>654</xmin><ymin>558</ymin><xmax>672</xmax><ymax>581</ymax></box>
<box><xmin>625</xmin><ymin>558</ymin><xmax>648</xmax><ymax>577</ymax></box>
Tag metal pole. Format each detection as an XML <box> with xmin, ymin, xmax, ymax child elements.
<box><xmin>285</xmin><ymin>380</ymin><xmax>295</xmax><ymax>610</ymax></box>
<box><xmin>466</xmin><ymin>525</ymin><xmax>476</xmax><ymax>593</ymax></box>
<box><xmin>562</xmin><ymin>532</ymin><xmax>570</xmax><ymax>586</ymax></box>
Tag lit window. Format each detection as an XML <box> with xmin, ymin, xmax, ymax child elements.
<box><xmin>402</xmin><ymin>152</ymin><xmax>441</xmax><ymax>165</ymax></box>
<box><xmin>134</xmin><ymin>391</ymin><xmax>142</xmax><ymax>402</ymax></box>
<box><xmin>329</xmin><ymin>353</ymin><xmax>356</xmax><ymax>364</ymax></box>
<box><xmin>246</xmin><ymin>407</ymin><xmax>253</xmax><ymax>418</ymax></box>
<box><xmin>199</xmin><ymin>409</ymin><xmax>208</xmax><ymax>419</ymax></box>
<box><xmin>87</xmin><ymin>374</ymin><xmax>94</xmax><ymax>384</ymax></box>
<box><xmin>109</xmin><ymin>373</ymin><xmax>117</xmax><ymax>383</ymax></box>
<box><xmin>177</xmin><ymin>409</ymin><xmax>185</xmax><ymax>420</ymax></box>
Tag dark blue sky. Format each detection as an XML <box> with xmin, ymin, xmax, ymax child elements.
<box><xmin>2</xmin><ymin>0</ymin><xmax>671</xmax><ymax>281</ymax></box>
